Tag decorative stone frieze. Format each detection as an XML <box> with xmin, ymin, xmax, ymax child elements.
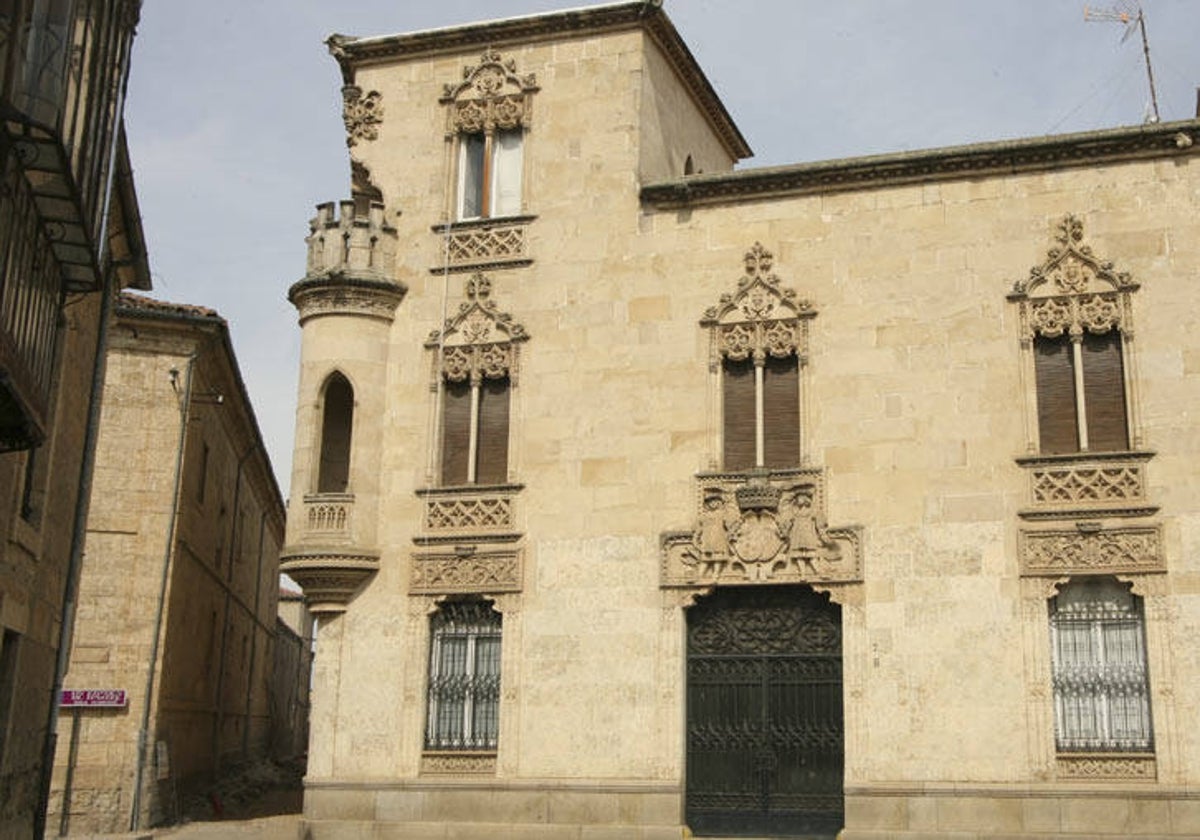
<box><xmin>431</xmin><ymin>217</ymin><xmax>534</xmax><ymax>273</ymax></box>
<box><xmin>440</xmin><ymin>49</ymin><xmax>538</xmax><ymax>135</ymax></box>
<box><xmin>1056</xmin><ymin>753</ymin><xmax>1156</xmax><ymax>780</ymax></box>
<box><xmin>1018</xmin><ymin>524</ymin><xmax>1165</xmax><ymax>577</ymax></box>
<box><xmin>661</xmin><ymin>470</ymin><xmax>862</xmax><ymax>588</ymax></box>
<box><xmin>419</xmin><ymin>751</ymin><xmax>497</xmax><ymax>776</ymax></box>
<box><xmin>289</xmin><ymin>199</ymin><xmax>404</xmax><ymax>324</ymax></box>
<box><xmin>278</xmin><ymin>549</ymin><xmax>381</xmax><ymax>614</ymax></box>
<box><xmin>341</xmin><ymin>85</ymin><xmax>382</xmax><ymax>147</ymax></box>
<box><xmin>410</xmin><ymin>547</ymin><xmax>522</xmax><ymax>595</ymax></box>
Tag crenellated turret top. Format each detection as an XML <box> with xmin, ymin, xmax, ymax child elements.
<box><xmin>305</xmin><ymin>199</ymin><xmax>397</xmax><ymax>279</ymax></box>
<box><xmin>288</xmin><ymin>199</ymin><xmax>406</xmax><ymax>324</ymax></box>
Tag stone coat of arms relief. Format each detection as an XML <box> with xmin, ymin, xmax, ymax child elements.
<box><xmin>661</xmin><ymin>471</ymin><xmax>862</xmax><ymax>587</ymax></box>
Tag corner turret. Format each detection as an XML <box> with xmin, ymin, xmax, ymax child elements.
<box><xmin>280</xmin><ymin>199</ymin><xmax>403</xmax><ymax>614</ymax></box>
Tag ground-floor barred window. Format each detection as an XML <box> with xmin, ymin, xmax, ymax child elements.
<box><xmin>1049</xmin><ymin>577</ymin><xmax>1152</xmax><ymax>752</ymax></box>
<box><xmin>425</xmin><ymin>599</ymin><xmax>501</xmax><ymax>750</ymax></box>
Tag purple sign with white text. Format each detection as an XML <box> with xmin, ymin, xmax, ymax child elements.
<box><xmin>60</xmin><ymin>689</ymin><xmax>128</xmax><ymax>708</ymax></box>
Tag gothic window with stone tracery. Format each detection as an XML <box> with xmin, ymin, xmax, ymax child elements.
<box><xmin>428</xmin><ymin>274</ymin><xmax>527</xmax><ymax>487</ymax></box>
<box><xmin>1012</xmin><ymin>216</ymin><xmax>1139</xmax><ymax>455</ymax></box>
<box><xmin>1049</xmin><ymin>577</ymin><xmax>1152</xmax><ymax>753</ymax></box>
<box><xmin>704</xmin><ymin>243</ymin><xmax>814</xmax><ymax>471</ymax></box>
<box><xmin>442</xmin><ymin>50</ymin><xmax>536</xmax><ymax>221</ymax></box>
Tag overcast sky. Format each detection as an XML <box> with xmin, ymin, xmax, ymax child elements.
<box><xmin>123</xmin><ymin>1</ymin><xmax>1200</xmax><ymax>495</ymax></box>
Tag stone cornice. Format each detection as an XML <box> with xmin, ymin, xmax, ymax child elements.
<box><xmin>641</xmin><ymin>119</ymin><xmax>1200</xmax><ymax>209</ymax></box>
<box><xmin>325</xmin><ymin>1</ymin><xmax>751</xmax><ymax>161</ymax></box>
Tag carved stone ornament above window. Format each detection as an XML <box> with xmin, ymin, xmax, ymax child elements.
<box><xmin>410</xmin><ymin>546</ymin><xmax>523</xmax><ymax>596</ymax></box>
<box><xmin>702</xmin><ymin>243</ymin><xmax>816</xmax><ymax>366</ymax></box>
<box><xmin>426</xmin><ymin>274</ymin><xmax>529</xmax><ymax>384</ymax></box>
<box><xmin>441</xmin><ymin>49</ymin><xmax>538</xmax><ymax>134</ymax></box>
<box><xmin>1017</xmin><ymin>523</ymin><xmax>1165</xmax><ymax>577</ymax></box>
<box><xmin>1008</xmin><ymin>214</ymin><xmax>1138</xmax><ymax>340</ymax></box>
<box><xmin>342</xmin><ymin>85</ymin><xmax>383</xmax><ymax>147</ymax></box>
<box><xmin>661</xmin><ymin>469</ymin><xmax>863</xmax><ymax>588</ymax></box>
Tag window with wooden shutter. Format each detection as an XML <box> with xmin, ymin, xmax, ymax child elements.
<box><xmin>707</xmin><ymin>244</ymin><xmax>814</xmax><ymax>472</ymax></box>
<box><xmin>1082</xmin><ymin>331</ymin><xmax>1128</xmax><ymax>452</ymax></box>
<box><xmin>763</xmin><ymin>355</ymin><xmax>800</xmax><ymax>468</ymax></box>
<box><xmin>1034</xmin><ymin>335</ymin><xmax>1079</xmax><ymax>455</ymax></box>
<box><xmin>429</xmin><ymin>274</ymin><xmax>526</xmax><ymax>489</ymax></box>
<box><xmin>476</xmin><ymin>376</ymin><xmax>510</xmax><ymax>485</ymax></box>
<box><xmin>440</xmin><ymin>379</ymin><xmax>472</xmax><ymax>486</ymax></box>
<box><xmin>1012</xmin><ymin>217</ymin><xmax>1141</xmax><ymax>457</ymax></box>
<box><xmin>722</xmin><ymin>358</ymin><xmax>755</xmax><ymax>471</ymax></box>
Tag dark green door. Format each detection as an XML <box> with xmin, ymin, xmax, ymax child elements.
<box><xmin>686</xmin><ymin>586</ymin><xmax>843</xmax><ymax>837</ymax></box>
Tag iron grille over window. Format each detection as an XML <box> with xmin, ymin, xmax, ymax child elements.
<box><xmin>1049</xmin><ymin>577</ymin><xmax>1152</xmax><ymax>752</ymax></box>
<box><xmin>425</xmin><ymin>600</ymin><xmax>501</xmax><ymax>751</ymax></box>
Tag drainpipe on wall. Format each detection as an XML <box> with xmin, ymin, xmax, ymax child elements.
<box><xmin>130</xmin><ymin>354</ymin><xmax>196</xmax><ymax>831</ymax></box>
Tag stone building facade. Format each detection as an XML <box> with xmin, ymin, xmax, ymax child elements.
<box><xmin>280</xmin><ymin>3</ymin><xmax>1200</xmax><ymax>838</ymax></box>
<box><xmin>47</xmin><ymin>294</ymin><xmax>287</xmax><ymax>834</ymax></box>
<box><xmin>0</xmin><ymin>3</ymin><xmax>145</xmax><ymax>838</ymax></box>
<box><xmin>272</xmin><ymin>587</ymin><xmax>314</xmax><ymax>762</ymax></box>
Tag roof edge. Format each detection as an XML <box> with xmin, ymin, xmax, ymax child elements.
<box><xmin>641</xmin><ymin>118</ymin><xmax>1200</xmax><ymax>209</ymax></box>
<box><xmin>112</xmin><ymin>293</ymin><xmax>287</xmax><ymax>520</ymax></box>
<box><xmin>326</xmin><ymin>1</ymin><xmax>751</xmax><ymax>160</ymax></box>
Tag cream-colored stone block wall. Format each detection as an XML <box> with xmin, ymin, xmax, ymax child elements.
<box><xmin>292</xmin><ymin>10</ymin><xmax>1200</xmax><ymax>838</ymax></box>
<box><xmin>51</xmin><ymin>312</ymin><xmax>287</xmax><ymax>834</ymax></box>
<box><xmin>637</xmin><ymin>33</ymin><xmax>737</xmax><ymax>181</ymax></box>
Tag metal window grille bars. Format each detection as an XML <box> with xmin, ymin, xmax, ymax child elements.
<box><xmin>425</xmin><ymin>600</ymin><xmax>501</xmax><ymax>751</ymax></box>
<box><xmin>1050</xmin><ymin>578</ymin><xmax>1153</xmax><ymax>752</ymax></box>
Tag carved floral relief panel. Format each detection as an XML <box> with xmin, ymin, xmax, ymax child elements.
<box><xmin>440</xmin><ymin>48</ymin><xmax>538</xmax><ymax>135</ymax></box>
<box><xmin>1018</xmin><ymin>525</ymin><xmax>1165</xmax><ymax>577</ymax></box>
<box><xmin>1009</xmin><ymin>214</ymin><xmax>1138</xmax><ymax>341</ymax></box>
<box><xmin>410</xmin><ymin>548</ymin><xmax>522</xmax><ymax>595</ymax></box>
<box><xmin>702</xmin><ymin>242</ymin><xmax>816</xmax><ymax>365</ymax></box>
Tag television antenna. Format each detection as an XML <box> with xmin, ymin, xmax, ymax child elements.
<box><xmin>1084</xmin><ymin>2</ymin><xmax>1160</xmax><ymax>122</ymax></box>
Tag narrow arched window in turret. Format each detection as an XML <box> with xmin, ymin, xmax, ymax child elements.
<box><xmin>317</xmin><ymin>372</ymin><xmax>354</xmax><ymax>493</ymax></box>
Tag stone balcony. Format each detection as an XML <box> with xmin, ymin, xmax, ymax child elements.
<box><xmin>280</xmin><ymin>492</ymin><xmax>378</xmax><ymax>615</ymax></box>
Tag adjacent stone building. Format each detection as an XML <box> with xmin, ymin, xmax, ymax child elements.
<box><xmin>48</xmin><ymin>294</ymin><xmax>287</xmax><ymax>834</ymax></box>
<box><xmin>0</xmin><ymin>3</ymin><xmax>145</xmax><ymax>838</ymax></box>
<box><xmin>280</xmin><ymin>3</ymin><xmax>1200</xmax><ymax>838</ymax></box>
<box><xmin>272</xmin><ymin>586</ymin><xmax>314</xmax><ymax>762</ymax></box>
